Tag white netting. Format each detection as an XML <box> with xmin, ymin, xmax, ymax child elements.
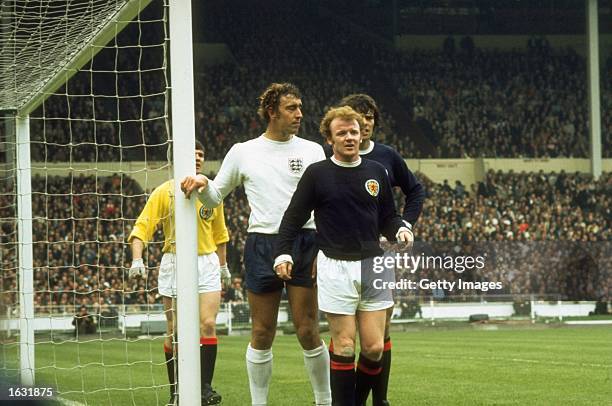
<box><xmin>1</xmin><ymin>1</ymin><xmax>176</xmax><ymax>404</ymax></box>
<box><xmin>0</xmin><ymin>0</ymin><xmax>140</xmax><ymax>112</ymax></box>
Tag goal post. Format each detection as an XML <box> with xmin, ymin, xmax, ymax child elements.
<box><xmin>2</xmin><ymin>0</ymin><xmax>202</xmax><ymax>403</ymax></box>
<box><xmin>15</xmin><ymin>115</ymin><xmax>34</xmax><ymax>386</ymax></box>
<box><xmin>168</xmin><ymin>0</ymin><xmax>200</xmax><ymax>404</ymax></box>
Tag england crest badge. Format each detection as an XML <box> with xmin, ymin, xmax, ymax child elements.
<box><xmin>288</xmin><ymin>157</ymin><xmax>304</xmax><ymax>174</ymax></box>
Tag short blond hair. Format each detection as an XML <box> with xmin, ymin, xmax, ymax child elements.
<box><xmin>319</xmin><ymin>106</ymin><xmax>365</xmax><ymax>140</ymax></box>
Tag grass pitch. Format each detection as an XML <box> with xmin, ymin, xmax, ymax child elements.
<box><xmin>5</xmin><ymin>325</ymin><xmax>612</xmax><ymax>405</ymax></box>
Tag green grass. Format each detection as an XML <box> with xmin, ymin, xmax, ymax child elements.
<box><xmin>3</xmin><ymin>326</ymin><xmax>612</xmax><ymax>405</ymax></box>
<box><xmin>550</xmin><ymin>315</ymin><xmax>612</xmax><ymax>321</ymax></box>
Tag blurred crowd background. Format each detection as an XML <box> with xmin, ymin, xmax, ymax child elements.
<box><xmin>0</xmin><ymin>0</ymin><xmax>610</xmax><ymax>320</ymax></box>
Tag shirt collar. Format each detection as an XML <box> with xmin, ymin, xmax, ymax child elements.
<box><xmin>331</xmin><ymin>156</ymin><xmax>362</xmax><ymax>167</ymax></box>
<box><xmin>359</xmin><ymin>141</ymin><xmax>375</xmax><ymax>155</ymax></box>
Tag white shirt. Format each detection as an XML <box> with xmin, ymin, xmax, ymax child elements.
<box><xmin>198</xmin><ymin>134</ymin><xmax>325</xmax><ymax>233</ymax></box>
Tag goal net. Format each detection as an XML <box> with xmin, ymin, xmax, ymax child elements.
<box><xmin>0</xmin><ymin>1</ymin><xmax>192</xmax><ymax>404</ymax></box>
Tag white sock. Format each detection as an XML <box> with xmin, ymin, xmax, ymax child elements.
<box><xmin>303</xmin><ymin>341</ymin><xmax>331</xmax><ymax>406</ymax></box>
<box><xmin>246</xmin><ymin>343</ymin><xmax>273</xmax><ymax>406</ymax></box>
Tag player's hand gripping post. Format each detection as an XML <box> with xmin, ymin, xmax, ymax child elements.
<box><xmin>180</xmin><ymin>174</ymin><xmax>209</xmax><ymax>198</ymax></box>
<box><xmin>129</xmin><ymin>258</ymin><xmax>147</xmax><ymax>279</ymax></box>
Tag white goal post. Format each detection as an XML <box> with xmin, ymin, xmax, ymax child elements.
<box><xmin>168</xmin><ymin>1</ymin><xmax>200</xmax><ymax>404</ymax></box>
<box><xmin>1</xmin><ymin>0</ymin><xmax>201</xmax><ymax>404</ymax></box>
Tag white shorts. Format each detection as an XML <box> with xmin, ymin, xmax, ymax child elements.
<box><xmin>316</xmin><ymin>251</ymin><xmax>393</xmax><ymax>315</ymax></box>
<box><xmin>157</xmin><ymin>252</ymin><xmax>221</xmax><ymax>297</ymax></box>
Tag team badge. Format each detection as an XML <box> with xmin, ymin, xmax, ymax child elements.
<box><xmin>199</xmin><ymin>206</ymin><xmax>213</xmax><ymax>220</ymax></box>
<box><xmin>365</xmin><ymin>179</ymin><xmax>380</xmax><ymax>197</ymax></box>
<box><xmin>288</xmin><ymin>157</ymin><xmax>304</xmax><ymax>174</ymax></box>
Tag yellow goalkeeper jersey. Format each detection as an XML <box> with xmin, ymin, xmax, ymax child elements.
<box><xmin>128</xmin><ymin>180</ymin><xmax>229</xmax><ymax>254</ymax></box>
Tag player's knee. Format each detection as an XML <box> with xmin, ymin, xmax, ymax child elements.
<box><xmin>360</xmin><ymin>341</ymin><xmax>384</xmax><ymax>360</ymax></box>
<box><xmin>295</xmin><ymin>323</ymin><xmax>319</xmax><ymax>346</ymax></box>
<box><xmin>200</xmin><ymin>317</ymin><xmax>216</xmax><ymax>337</ymax></box>
<box><xmin>251</xmin><ymin>325</ymin><xmax>275</xmax><ymax>348</ymax></box>
<box><xmin>333</xmin><ymin>337</ymin><xmax>356</xmax><ymax>356</ymax></box>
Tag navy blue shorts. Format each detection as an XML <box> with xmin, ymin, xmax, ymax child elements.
<box><xmin>244</xmin><ymin>230</ymin><xmax>317</xmax><ymax>293</ymax></box>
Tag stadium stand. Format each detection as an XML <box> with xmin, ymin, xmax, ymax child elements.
<box><xmin>27</xmin><ymin>0</ymin><xmax>611</xmax><ymax>161</ymax></box>
<box><xmin>1</xmin><ymin>170</ymin><xmax>608</xmax><ymax>317</ymax></box>
<box><xmin>2</xmin><ymin>0</ymin><xmax>608</xmax><ymax>318</ymax></box>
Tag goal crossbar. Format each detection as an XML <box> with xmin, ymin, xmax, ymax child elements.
<box><xmin>0</xmin><ymin>0</ymin><xmax>152</xmax><ymax>115</ymax></box>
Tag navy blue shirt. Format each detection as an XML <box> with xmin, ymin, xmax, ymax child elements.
<box><xmin>324</xmin><ymin>142</ymin><xmax>424</xmax><ymax>226</ymax></box>
<box><xmin>276</xmin><ymin>158</ymin><xmax>404</xmax><ymax>261</ymax></box>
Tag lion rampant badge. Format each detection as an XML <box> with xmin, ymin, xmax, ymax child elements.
<box><xmin>199</xmin><ymin>206</ymin><xmax>213</xmax><ymax>220</ymax></box>
<box><xmin>365</xmin><ymin>179</ymin><xmax>380</xmax><ymax>197</ymax></box>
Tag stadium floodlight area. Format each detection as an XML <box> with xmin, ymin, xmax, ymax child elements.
<box><xmin>0</xmin><ymin>0</ymin><xmax>201</xmax><ymax>404</ymax></box>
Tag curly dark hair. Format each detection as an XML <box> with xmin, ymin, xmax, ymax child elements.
<box><xmin>257</xmin><ymin>82</ymin><xmax>301</xmax><ymax>122</ymax></box>
<box><xmin>338</xmin><ymin>93</ymin><xmax>380</xmax><ymax>129</ymax></box>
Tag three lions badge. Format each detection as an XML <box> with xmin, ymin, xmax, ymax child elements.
<box><xmin>365</xmin><ymin>179</ymin><xmax>380</xmax><ymax>197</ymax></box>
<box><xmin>288</xmin><ymin>157</ymin><xmax>303</xmax><ymax>174</ymax></box>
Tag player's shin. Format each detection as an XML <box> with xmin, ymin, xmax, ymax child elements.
<box><xmin>246</xmin><ymin>343</ymin><xmax>273</xmax><ymax>405</ymax></box>
<box><xmin>200</xmin><ymin>337</ymin><xmax>218</xmax><ymax>385</ymax></box>
<box><xmin>163</xmin><ymin>342</ymin><xmax>177</xmax><ymax>402</ymax></box>
<box><xmin>355</xmin><ymin>353</ymin><xmax>383</xmax><ymax>405</ymax></box>
<box><xmin>304</xmin><ymin>340</ymin><xmax>332</xmax><ymax>405</ymax></box>
<box><xmin>200</xmin><ymin>336</ymin><xmax>221</xmax><ymax>404</ymax></box>
<box><xmin>372</xmin><ymin>336</ymin><xmax>392</xmax><ymax>404</ymax></box>
<box><xmin>330</xmin><ymin>352</ymin><xmax>355</xmax><ymax>406</ymax></box>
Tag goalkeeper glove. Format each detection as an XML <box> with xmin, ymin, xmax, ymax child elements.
<box><xmin>220</xmin><ymin>264</ymin><xmax>231</xmax><ymax>288</ymax></box>
<box><xmin>129</xmin><ymin>258</ymin><xmax>147</xmax><ymax>279</ymax></box>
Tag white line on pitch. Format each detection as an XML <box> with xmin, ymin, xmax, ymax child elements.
<box><xmin>421</xmin><ymin>353</ymin><xmax>612</xmax><ymax>369</ymax></box>
<box><xmin>57</xmin><ymin>397</ymin><xmax>87</xmax><ymax>406</ymax></box>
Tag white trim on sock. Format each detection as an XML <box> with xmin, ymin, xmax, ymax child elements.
<box><xmin>246</xmin><ymin>343</ymin><xmax>273</xmax><ymax>363</ymax></box>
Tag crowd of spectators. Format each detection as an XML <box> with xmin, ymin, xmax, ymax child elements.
<box><xmin>1</xmin><ymin>169</ymin><xmax>609</xmax><ymax>320</ymax></box>
<box><xmin>382</xmin><ymin>41</ymin><xmax>611</xmax><ymax>158</ymax></box>
<box><xmin>196</xmin><ymin>0</ymin><xmax>611</xmax><ymax>159</ymax></box>
<box><xmin>404</xmin><ymin>170</ymin><xmax>610</xmax><ymax>302</ymax></box>
<box><xmin>0</xmin><ymin>173</ymin><xmax>162</xmax><ymax>316</ymax></box>
<box><xmin>26</xmin><ymin>0</ymin><xmax>612</xmax><ymax>163</ymax></box>
<box><xmin>207</xmin><ymin>0</ymin><xmax>612</xmax><ymax>159</ymax></box>
<box><xmin>28</xmin><ymin>4</ymin><xmax>168</xmax><ymax>163</ymax></box>
<box><xmin>1</xmin><ymin>0</ymin><xmax>610</xmax><ymax>319</ymax></box>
